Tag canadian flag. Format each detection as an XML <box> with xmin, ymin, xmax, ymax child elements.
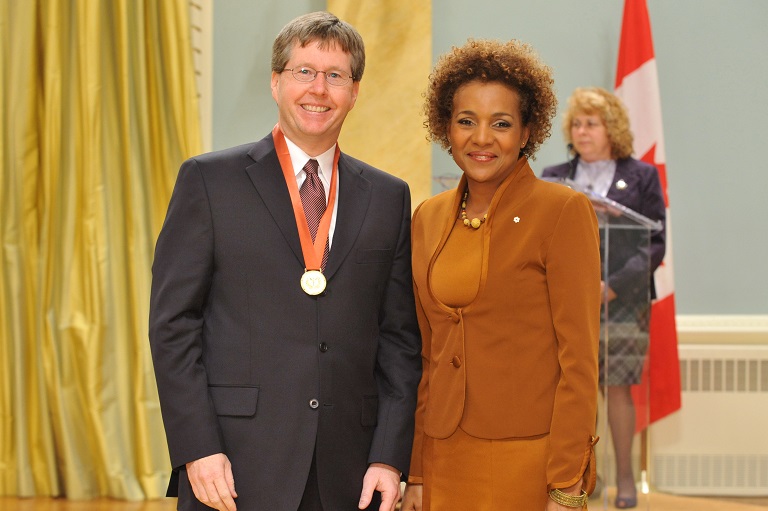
<box><xmin>614</xmin><ymin>0</ymin><xmax>682</xmax><ymax>430</ymax></box>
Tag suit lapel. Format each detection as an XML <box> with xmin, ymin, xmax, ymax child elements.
<box><xmin>606</xmin><ymin>158</ymin><xmax>630</xmax><ymax>202</ymax></box>
<box><xmin>324</xmin><ymin>153</ymin><xmax>371</xmax><ymax>280</ymax></box>
<box><xmin>244</xmin><ymin>136</ymin><xmax>304</xmax><ymax>266</ymax></box>
<box><xmin>244</xmin><ymin>142</ymin><xmax>372</xmax><ymax>278</ymax></box>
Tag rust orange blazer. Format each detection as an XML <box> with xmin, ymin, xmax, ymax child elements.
<box><xmin>409</xmin><ymin>158</ymin><xmax>601</xmax><ymax>490</ymax></box>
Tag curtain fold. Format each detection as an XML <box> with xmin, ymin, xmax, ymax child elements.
<box><xmin>327</xmin><ymin>0</ymin><xmax>432</xmax><ymax>208</ymax></box>
<box><xmin>0</xmin><ymin>0</ymin><xmax>201</xmax><ymax>499</ymax></box>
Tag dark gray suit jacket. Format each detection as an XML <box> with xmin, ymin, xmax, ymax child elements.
<box><xmin>149</xmin><ymin>133</ymin><xmax>422</xmax><ymax>510</ymax></box>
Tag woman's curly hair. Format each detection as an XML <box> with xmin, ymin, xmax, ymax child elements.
<box><xmin>424</xmin><ymin>38</ymin><xmax>557</xmax><ymax>160</ymax></box>
<box><xmin>562</xmin><ymin>87</ymin><xmax>634</xmax><ymax>159</ymax></box>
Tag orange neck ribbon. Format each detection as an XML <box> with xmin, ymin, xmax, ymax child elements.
<box><xmin>272</xmin><ymin>124</ymin><xmax>339</xmax><ymax>271</ymax></box>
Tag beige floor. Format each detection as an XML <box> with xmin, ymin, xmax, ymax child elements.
<box><xmin>593</xmin><ymin>487</ymin><xmax>768</xmax><ymax>510</ymax></box>
<box><xmin>2</xmin><ymin>493</ymin><xmax>768</xmax><ymax>510</ymax></box>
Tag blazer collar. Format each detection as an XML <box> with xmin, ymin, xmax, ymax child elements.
<box><xmin>244</xmin><ymin>135</ymin><xmax>304</xmax><ymax>265</ymax></box>
<box><xmin>605</xmin><ymin>157</ymin><xmax>633</xmax><ymax>201</ymax></box>
<box><xmin>562</xmin><ymin>155</ymin><xmax>633</xmax><ymax>199</ymax></box>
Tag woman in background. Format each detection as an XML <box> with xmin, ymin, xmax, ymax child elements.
<box><xmin>542</xmin><ymin>87</ymin><xmax>666</xmax><ymax>509</ymax></box>
<box><xmin>401</xmin><ymin>39</ymin><xmax>601</xmax><ymax>511</ymax></box>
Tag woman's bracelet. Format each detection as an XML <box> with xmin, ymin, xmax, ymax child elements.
<box><xmin>548</xmin><ymin>488</ymin><xmax>588</xmax><ymax>507</ymax></box>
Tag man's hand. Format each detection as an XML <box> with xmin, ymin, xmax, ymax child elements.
<box><xmin>358</xmin><ymin>463</ymin><xmax>401</xmax><ymax>511</ymax></box>
<box><xmin>400</xmin><ymin>483</ymin><xmax>423</xmax><ymax>511</ymax></box>
<box><xmin>186</xmin><ymin>452</ymin><xmax>238</xmax><ymax>511</ymax></box>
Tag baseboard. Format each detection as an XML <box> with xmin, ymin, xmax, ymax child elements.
<box><xmin>676</xmin><ymin>315</ymin><xmax>768</xmax><ymax>345</ymax></box>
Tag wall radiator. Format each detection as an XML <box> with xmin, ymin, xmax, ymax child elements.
<box><xmin>651</xmin><ymin>343</ymin><xmax>768</xmax><ymax>496</ymax></box>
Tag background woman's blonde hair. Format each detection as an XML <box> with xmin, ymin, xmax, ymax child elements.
<box><xmin>562</xmin><ymin>87</ymin><xmax>634</xmax><ymax>159</ymax></box>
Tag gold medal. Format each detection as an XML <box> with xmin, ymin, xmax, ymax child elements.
<box><xmin>301</xmin><ymin>270</ymin><xmax>327</xmax><ymax>296</ymax></box>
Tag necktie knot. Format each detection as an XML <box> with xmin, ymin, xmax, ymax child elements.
<box><xmin>303</xmin><ymin>158</ymin><xmax>320</xmax><ymax>177</ymax></box>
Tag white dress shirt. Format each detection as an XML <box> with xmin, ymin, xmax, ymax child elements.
<box><xmin>574</xmin><ymin>159</ymin><xmax>617</xmax><ymax>197</ymax></box>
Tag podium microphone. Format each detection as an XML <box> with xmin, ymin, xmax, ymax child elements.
<box><xmin>566</xmin><ymin>143</ymin><xmax>576</xmax><ymax>180</ymax></box>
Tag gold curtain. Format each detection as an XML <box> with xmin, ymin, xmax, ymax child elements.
<box><xmin>327</xmin><ymin>0</ymin><xmax>433</xmax><ymax>208</ymax></box>
<box><xmin>0</xmin><ymin>0</ymin><xmax>201</xmax><ymax>499</ymax></box>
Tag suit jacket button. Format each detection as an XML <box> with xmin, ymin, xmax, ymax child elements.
<box><xmin>450</xmin><ymin>356</ymin><xmax>462</xmax><ymax>368</ymax></box>
<box><xmin>309</xmin><ymin>399</ymin><xmax>320</xmax><ymax>409</ymax></box>
<box><xmin>319</xmin><ymin>342</ymin><xmax>329</xmax><ymax>352</ymax></box>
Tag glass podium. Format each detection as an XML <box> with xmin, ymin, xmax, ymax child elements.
<box><xmin>544</xmin><ymin>177</ymin><xmax>662</xmax><ymax>510</ymax></box>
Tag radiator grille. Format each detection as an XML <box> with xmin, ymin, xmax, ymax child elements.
<box><xmin>655</xmin><ymin>454</ymin><xmax>768</xmax><ymax>492</ymax></box>
<box><xmin>679</xmin><ymin>357</ymin><xmax>768</xmax><ymax>392</ymax></box>
<box><xmin>651</xmin><ymin>344</ymin><xmax>768</xmax><ymax>496</ymax></box>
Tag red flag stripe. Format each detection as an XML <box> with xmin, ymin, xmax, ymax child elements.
<box><xmin>615</xmin><ymin>0</ymin><xmax>656</xmax><ymax>88</ymax></box>
<box><xmin>647</xmin><ymin>295</ymin><xmax>681</xmax><ymax>423</ymax></box>
<box><xmin>615</xmin><ymin>0</ymin><xmax>682</xmax><ymax>430</ymax></box>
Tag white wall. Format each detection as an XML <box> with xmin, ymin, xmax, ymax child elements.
<box><xmin>212</xmin><ymin>0</ymin><xmax>325</xmax><ymax>149</ymax></box>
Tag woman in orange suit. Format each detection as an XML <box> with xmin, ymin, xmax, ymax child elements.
<box><xmin>401</xmin><ymin>39</ymin><xmax>601</xmax><ymax>511</ymax></box>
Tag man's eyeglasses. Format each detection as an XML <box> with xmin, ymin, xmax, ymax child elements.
<box><xmin>281</xmin><ymin>67</ymin><xmax>354</xmax><ymax>87</ymax></box>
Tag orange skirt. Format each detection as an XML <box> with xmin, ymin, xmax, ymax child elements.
<box><xmin>422</xmin><ymin>427</ymin><xmax>559</xmax><ymax>511</ymax></box>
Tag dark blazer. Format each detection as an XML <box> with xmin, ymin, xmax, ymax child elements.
<box><xmin>149</xmin><ymin>133</ymin><xmax>422</xmax><ymax>511</ymax></box>
<box><xmin>542</xmin><ymin>156</ymin><xmax>666</xmax><ymax>300</ymax></box>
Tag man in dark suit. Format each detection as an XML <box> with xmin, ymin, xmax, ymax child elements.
<box><xmin>149</xmin><ymin>12</ymin><xmax>421</xmax><ymax>511</ymax></box>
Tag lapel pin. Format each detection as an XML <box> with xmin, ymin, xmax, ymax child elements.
<box><xmin>616</xmin><ymin>179</ymin><xmax>628</xmax><ymax>190</ymax></box>
<box><xmin>514</xmin><ymin>217</ymin><xmax>521</xmax><ymax>223</ymax></box>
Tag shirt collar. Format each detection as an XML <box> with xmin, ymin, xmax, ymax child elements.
<box><xmin>283</xmin><ymin>135</ymin><xmax>336</xmax><ymax>182</ymax></box>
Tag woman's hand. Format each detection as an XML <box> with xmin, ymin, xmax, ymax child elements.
<box><xmin>546</xmin><ymin>499</ymin><xmax>583</xmax><ymax>511</ymax></box>
<box><xmin>545</xmin><ymin>481</ymin><xmax>585</xmax><ymax>511</ymax></box>
<box><xmin>600</xmin><ymin>280</ymin><xmax>617</xmax><ymax>303</ymax></box>
<box><xmin>401</xmin><ymin>483</ymin><xmax>423</xmax><ymax>511</ymax></box>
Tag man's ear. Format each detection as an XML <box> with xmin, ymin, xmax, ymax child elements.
<box><xmin>349</xmin><ymin>81</ymin><xmax>360</xmax><ymax>109</ymax></box>
<box><xmin>270</xmin><ymin>72</ymin><xmax>280</xmax><ymax>103</ymax></box>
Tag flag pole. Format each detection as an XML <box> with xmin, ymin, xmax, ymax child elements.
<box><xmin>640</xmin><ymin>428</ymin><xmax>650</xmax><ymax>494</ymax></box>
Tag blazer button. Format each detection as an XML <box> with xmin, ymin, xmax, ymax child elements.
<box><xmin>450</xmin><ymin>356</ymin><xmax>462</xmax><ymax>368</ymax></box>
<box><xmin>309</xmin><ymin>399</ymin><xmax>320</xmax><ymax>409</ymax></box>
<box><xmin>319</xmin><ymin>342</ymin><xmax>329</xmax><ymax>353</ymax></box>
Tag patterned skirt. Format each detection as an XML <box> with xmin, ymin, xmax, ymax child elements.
<box><xmin>599</xmin><ymin>300</ymin><xmax>650</xmax><ymax>386</ymax></box>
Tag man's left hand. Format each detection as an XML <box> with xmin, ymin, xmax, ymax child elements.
<box><xmin>358</xmin><ymin>463</ymin><xmax>401</xmax><ymax>511</ymax></box>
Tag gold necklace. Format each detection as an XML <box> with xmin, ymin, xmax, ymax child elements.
<box><xmin>460</xmin><ymin>190</ymin><xmax>487</xmax><ymax>229</ymax></box>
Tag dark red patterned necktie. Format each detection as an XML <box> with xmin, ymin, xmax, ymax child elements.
<box><xmin>299</xmin><ymin>159</ymin><xmax>329</xmax><ymax>269</ymax></box>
